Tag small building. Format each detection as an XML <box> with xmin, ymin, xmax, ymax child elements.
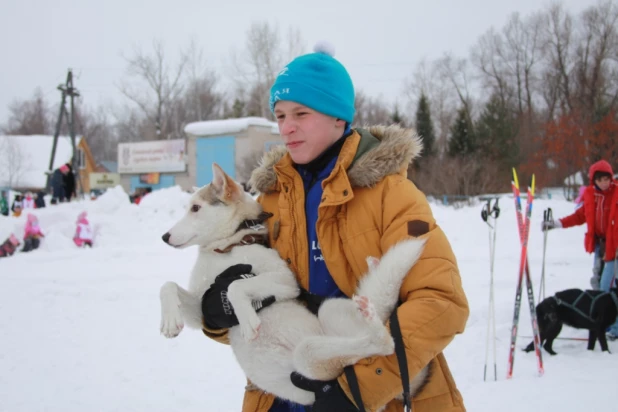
<box><xmin>117</xmin><ymin>117</ymin><xmax>282</xmax><ymax>194</ymax></box>
<box><xmin>0</xmin><ymin>134</ymin><xmax>97</xmax><ymax>193</ymax></box>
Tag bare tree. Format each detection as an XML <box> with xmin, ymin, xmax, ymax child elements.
<box><xmin>111</xmin><ymin>104</ymin><xmax>154</xmax><ymax>144</ymax></box>
<box><xmin>73</xmin><ymin>102</ymin><xmax>118</xmax><ymax>162</ymax></box>
<box><xmin>119</xmin><ymin>39</ymin><xmax>187</xmax><ymax>140</ymax></box>
<box><xmin>229</xmin><ymin>22</ymin><xmax>305</xmax><ymax>119</ymax></box>
<box><xmin>542</xmin><ymin>3</ymin><xmax>576</xmax><ymax>114</ymax></box>
<box><xmin>0</xmin><ymin>136</ymin><xmax>32</xmax><ymax>188</ymax></box>
<box><xmin>501</xmin><ymin>12</ymin><xmax>544</xmax><ymax>118</ymax></box>
<box><xmin>181</xmin><ymin>37</ymin><xmax>222</xmax><ymax>122</ymax></box>
<box><xmin>573</xmin><ymin>1</ymin><xmax>618</xmax><ymax>116</ymax></box>
<box><xmin>2</xmin><ymin>88</ymin><xmax>53</xmax><ymax>135</ymax></box>
<box><xmin>353</xmin><ymin>90</ymin><xmax>392</xmax><ymax>127</ymax></box>
<box><xmin>472</xmin><ymin>28</ymin><xmax>513</xmax><ymax>107</ymax></box>
<box><xmin>436</xmin><ymin>54</ymin><xmax>475</xmax><ymax>115</ymax></box>
<box><xmin>405</xmin><ymin>59</ymin><xmax>459</xmax><ymax>155</ymax></box>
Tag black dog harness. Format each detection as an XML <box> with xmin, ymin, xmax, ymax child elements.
<box><xmin>552</xmin><ymin>290</ymin><xmax>618</xmax><ymax>322</ymax></box>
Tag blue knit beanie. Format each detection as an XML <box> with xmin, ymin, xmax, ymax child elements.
<box><xmin>269</xmin><ymin>42</ymin><xmax>355</xmax><ymax>124</ymax></box>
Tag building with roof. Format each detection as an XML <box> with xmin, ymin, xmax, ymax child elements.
<box><xmin>117</xmin><ymin>117</ymin><xmax>282</xmax><ymax>194</ymax></box>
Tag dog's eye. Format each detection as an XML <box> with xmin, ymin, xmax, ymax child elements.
<box><xmin>191</xmin><ymin>204</ymin><xmax>201</xmax><ymax>212</ymax></box>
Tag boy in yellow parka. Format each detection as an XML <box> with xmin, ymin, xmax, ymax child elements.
<box><xmin>201</xmin><ymin>43</ymin><xmax>469</xmax><ymax>412</ymax></box>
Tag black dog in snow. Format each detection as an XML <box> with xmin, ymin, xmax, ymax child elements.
<box><xmin>524</xmin><ymin>286</ymin><xmax>618</xmax><ymax>355</ymax></box>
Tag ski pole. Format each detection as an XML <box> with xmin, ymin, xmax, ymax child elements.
<box><xmin>539</xmin><ymin>208</ymin><xmax>552</xmax><ymax>300</ymax></box>
<box><xmin>483</xmin><ymin>198</ymin><xmax>499</xmax><ymax>381</ymax></box>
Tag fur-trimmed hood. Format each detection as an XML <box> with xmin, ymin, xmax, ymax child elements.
<box><xmin>249</xmin><ymin>125</ymin><xmax>423</xmax><ymax>193</ymax></box>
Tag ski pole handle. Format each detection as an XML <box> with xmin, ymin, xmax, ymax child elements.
<box><xmin>481</xmin><ymin>200</ymin><xmax>491</xmax><ymax>222</ymax></box>
<box><xmin>491</xmin><ymin>198</ymin><xmax>500</xmax><ymax>218</ymax></box>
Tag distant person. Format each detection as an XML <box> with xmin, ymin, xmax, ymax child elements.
<box><xmin>543</xmin><ymin>160</ymin><xmax>616</xmax><ymax>289</ymax></box>
<box><xmin>22</xmin><ymin>192</ymin><xmax>36</xmax><ymax>209</ymax></box>
<box><xmin>0</xmin><ymin>190</ymin><xmax>9</xmax><ymax>216</ymax></box>
<box><xmin>0</xmin><ymin>234</ymin><xmax>20</xmax><ymax>258</ymax></box>
<box><xmin>22</xmin><ymin>213</ymin><xmax>44</xmax><ymax>253</ymax></box>
<box><xmin>34</xmin><ymin>191</ymin><xmax>46</xmax><ymax>209</ymax></box>
<box><xmin>51</xmin><ymin>165</ymin><xmax>69</xmax><ymax>204</ymax></box>
<box><xmin>63</xmin><ymin>163</ymin><xmax>76</xmax><ymax>202</ymax></box>
<box><xmin>574</xmin><ymin>185</ymin><xmax>586</xmax><ymax>209</ymax></box>
<box><xmin>73</xmin><ymin>211</ymin><xmax>94</xmax><ymax>248</ymax></box>
<box><xmin>11</xmin><ymin>194</ymin><xmax>23</xmax><ymax>217</ymax></box>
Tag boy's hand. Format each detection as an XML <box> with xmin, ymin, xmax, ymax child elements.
<box><xmin>290</xmin><ymin>372</ymin><xmax>359</xmax><ymax>412</ymax></box>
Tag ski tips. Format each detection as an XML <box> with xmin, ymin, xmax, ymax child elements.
<box><xmin>530</xmin><ymin>174</ymin><xmax>536</xmax><ymax>196</ymax></box>
<box><xmin>512</xmin><ymin>168</ymin><xmax>519</xmax><ymax>189</ymax></box>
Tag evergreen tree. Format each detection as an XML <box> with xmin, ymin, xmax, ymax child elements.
<box><xmin>415</xmin><ymin>93</ymin><xmax>436</xmax><ymax>157</ymax></box>
<box><xmin>231</xmin><ymin>98</ymin><xmax>245</xmax><ymax>118</ymax></box>
<box><xmin>475</xmin><ymin>94</ymin><xmax>519</xmax><ymax>167</ymax></box>
<box><xmin>448</xmin><ymin>107</ymin><xmax>476</xmax><ymax>157</ymax></box>
<box><xmin>391</xmin><ymin>104</ymin><xmax>405</xmax><ymax>127</ymax></box>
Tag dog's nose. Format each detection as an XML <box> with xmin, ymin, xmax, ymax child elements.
<box><xmin>162</xmin><ymin>233</ymin><xmax>171</xmax><ymax>244</ymax></box>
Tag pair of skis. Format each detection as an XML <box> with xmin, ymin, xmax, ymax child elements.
<box><xmin>506</xmin><ymin>169</ymin><xmax>544</xmax><ymax>379</ymax></box>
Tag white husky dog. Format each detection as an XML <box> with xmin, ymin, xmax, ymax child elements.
<box><xmin>160</xmin><ymin>163</ymin><xmax>429</xmax><ymax>406</ymax></box>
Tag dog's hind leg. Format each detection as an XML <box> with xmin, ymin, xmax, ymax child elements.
<box><xmin>159</xmin><ymin>282</ymin><xmax>202</xmax><ymax>338</ymax></box>
<box><xmin>293</xmin><ymin>333</ymin><xmax>393</xmax><ymax>381</ymax></box>
<box><xmin>542</xmin><ymin>321</ymin><xmax>562</xmax><ymax>355</ymax></box>
<box><xmin>294</xmin><ymin>297</ymin><xmax>395</xmax><ymax>381</ymax></box>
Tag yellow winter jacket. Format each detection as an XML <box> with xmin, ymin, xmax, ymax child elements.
<box><xmin>204</xmin><ymin>125</ymin><xmax>469</xmax><ymax>412</ymax></box>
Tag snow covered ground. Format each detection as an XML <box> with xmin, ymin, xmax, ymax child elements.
<box><xmin>0</xmin><ymin>186</ymin><xmax>614</xmax><ymax>411</ymax></box>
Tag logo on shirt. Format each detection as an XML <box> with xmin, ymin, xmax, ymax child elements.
<box><xmin>312</xmin><ymin>241</ymin><xmax>323</xmax><ymax>262</ymax></box>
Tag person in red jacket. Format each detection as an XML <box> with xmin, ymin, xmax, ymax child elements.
<box><xmin>600</xmin><ymin>175</ymin><xmax>618</xmax><ymax>339</ymax></box>
<box><xmin>542</xmin><ymin>160</ymin><xmax>616</xmax><ymax>289</ymax></box>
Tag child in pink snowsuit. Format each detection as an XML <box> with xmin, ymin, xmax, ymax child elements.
<box><xmin>73</xmin><ymin>212</ymin><xmax>93</xmax><ymax>247</ymax></box>
<box><xmin>22</xmin><ymin>214</ymin><xmax>44</xmax><ymax>252</ymax></box>
<box><xmin>0</xmin><ymin>234</ymin><xmax>20</xmax><ymax>258</ymax></box>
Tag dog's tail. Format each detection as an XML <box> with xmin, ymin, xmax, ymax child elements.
<box><xmin>356</xmin><ymin>238</ymin><xmax>426</xmax><ymax>323</ymax></box>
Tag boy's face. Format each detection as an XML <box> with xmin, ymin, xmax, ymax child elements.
<box><xmin>595</xmin><ymin>175</ymin><xmax>611</xmax><ymax>191</ymax></box>
<box><xmin>274</xmin><ymin>101</ymin><xmax>346</xmax><ymax>165</ymax></box>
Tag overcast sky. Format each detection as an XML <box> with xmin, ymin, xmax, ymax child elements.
<box><xmin>0</xmin><ymin>0</ymin><xmax>600</xmax><ymax>125</ymax></box>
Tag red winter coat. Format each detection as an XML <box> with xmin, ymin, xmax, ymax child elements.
<box><xmin>605</xmin><ymin>184</ymin><xmax>618</xmax><ymax>262</ymax></box>
<box><xmin>560</xmin><ymin>160</ymin><xmax>615</xmax><ymax>256</ymax></box>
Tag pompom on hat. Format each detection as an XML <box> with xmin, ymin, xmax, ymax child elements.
<box><xmin>269</xmin><ymin>42</ymin><xmax>355</xmax><ymax>124</ymax></box>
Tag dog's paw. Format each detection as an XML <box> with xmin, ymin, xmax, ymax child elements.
<box><xmin>353</xmin><ymin>295</ymin><xmax>377</xmax><ymax>322</ymax></box>
<box><xmin>366</xmin><ymin>256</ymin><xmax>380</xmax><ymax>271</ymax></box>
<box><xmin>159</xmin><ymin>283</ymin><xmax>184</xmax><ymax>338</ymax></box>
<box><xmin>160</xmin><ymin>305</ymin><xmax>184</xmax><ymax>338</ymax></box>
<box><xmin>239</xmin><ymin>314</ymin><xmax>261</xmax><ymax>341</ymax></box>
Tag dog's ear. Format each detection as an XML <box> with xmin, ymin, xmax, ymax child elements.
<box><xmin>211</xmin><ymin>163</ymin><xmax>242</xmax><ymax>202</ymax></box>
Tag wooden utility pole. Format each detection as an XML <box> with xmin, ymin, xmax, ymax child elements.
<box><xmin>46</xmin><ymin>69</ymin><xmax>83</xmax><ymax>197</ymax></box>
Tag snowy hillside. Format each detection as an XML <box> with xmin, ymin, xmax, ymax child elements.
<box><xmin>0</xmin><ymin>186</ymin><xmax>614</xmax><ymax>411</ymax></box>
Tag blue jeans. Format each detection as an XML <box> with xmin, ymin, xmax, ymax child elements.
<box><xmin>600</xmin><ymin>259</ymin><xmax>618</xmax><ymax>335</ymax></box>
<box><xmin>591</xmin><ymin>244</ymin><xmax>605</xmax><ymax>289</ymax></box>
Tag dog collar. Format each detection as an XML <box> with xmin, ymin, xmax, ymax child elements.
<box><xmin>213</xmin><ymin>212</ymin><xmax>273</xmax><ymax>254</ymax></box>
<box><xmin>235</xmin><ymin>212</ymin><xmax>274</xmax><ymax>232</ymax></box>
<box><xmin>213</xmin><ymin>234</ymin><xmax>268</xmax><ymax>254</ymax></box>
